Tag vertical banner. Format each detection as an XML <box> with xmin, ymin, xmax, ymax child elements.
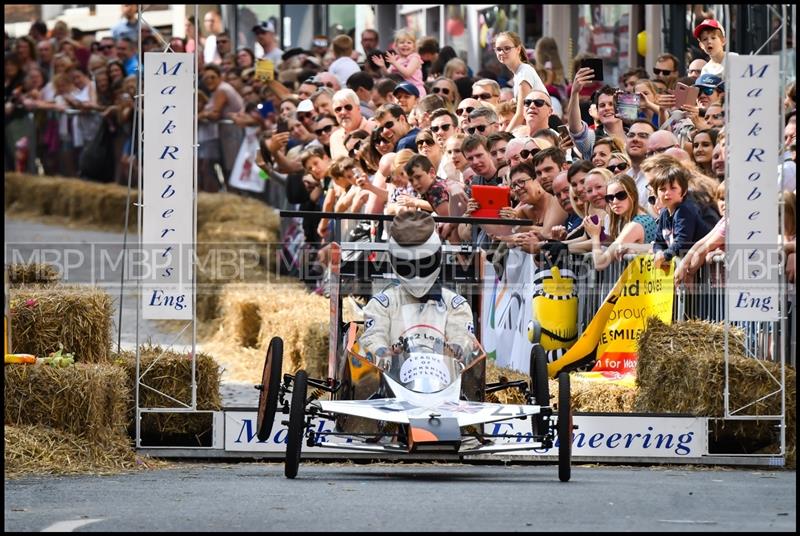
<box><xmin>142</xmin><ymin>53</ymin><xmax>194</xmax><ymax>320</ymax></box>
<box><xmin>726</xmin><ymin>55</ymin><xmax>780</xmax><ymax>322</ymax></box>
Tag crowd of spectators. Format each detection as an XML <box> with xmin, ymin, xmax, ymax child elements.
<box><xmin>4</xmin><ymin>10</ymin><xmax>796</xmax><ymax>298</ymax></box>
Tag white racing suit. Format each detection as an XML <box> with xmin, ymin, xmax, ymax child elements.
<box><xmin>358</xmin><ymin>282</ymin><xmax>475</xmax><ymax>364</ymax></box>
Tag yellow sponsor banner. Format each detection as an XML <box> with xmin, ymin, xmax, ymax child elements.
<box><xmin>549</xmin><ymin>255</ymin><xmax>674</xmax><ymax>384</ymax></box>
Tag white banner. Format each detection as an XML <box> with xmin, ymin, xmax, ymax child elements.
<box><xmin>726</xmin><ymin>55</ymin><xmax>781</xmax><ymax>322</ymax></box>
<box><xmin>228</xmin><ymin>126</ymin><xmax>267</xmax><ymax>193</ymax></box>
<box><xmin>141</xmin><ymin>53</ymin><xmax>194</xmax><ymax>319</ymax></box>
<box><xmin>224</xmin><ymin>411</ymin><xmax>706</xmax><ymax>458</ymax></box>
<box><xmin>480</xmin><ymin>249</ymin><xmax>533</xmax><ymax>372</ymax></box>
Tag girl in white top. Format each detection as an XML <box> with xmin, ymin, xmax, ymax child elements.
<box><xmin>494</xmin><ymin>31</ymin><xmax>547</xmax><ymax>132</ymax></box>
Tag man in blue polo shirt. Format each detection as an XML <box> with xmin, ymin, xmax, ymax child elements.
<box><xmin>374</xmin><ymin>103</ymin><xmax>419</xmax><ymax>152</ymax></box>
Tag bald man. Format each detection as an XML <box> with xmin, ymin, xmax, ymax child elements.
<box><xmin>646</xmin><ymin>130</ymin><xmax>679</xmax><ymax>157</ymax></box>
<box><xmin>664</xmin><ymin>146</ymin><xmax>691</xmax><ymax>162</ymax></box>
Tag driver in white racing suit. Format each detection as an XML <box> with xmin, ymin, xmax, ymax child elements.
<box><xmin>358</xmin><ymin>211</ymin><xmax>475</xmax><ymax>366</ymax></box>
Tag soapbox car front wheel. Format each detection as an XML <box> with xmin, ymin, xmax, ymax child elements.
<box><xmin>558</xmin><ymin>372</ymin><xmax>572</xmax><ymax>482</ymax></box>
<box><xmin>285</xmin><ymin>370</ymin><xmax>309</xmax><ymax>479</ymax></box>
<box><xmin>256</xmin><ymin>337</ymin><xmax>284</xmax><ymax>442</ymax></box>
<box><xmin>530</xmin><ymin>344</ymin><xmax>550</xmax><ymax>437</ymax></box>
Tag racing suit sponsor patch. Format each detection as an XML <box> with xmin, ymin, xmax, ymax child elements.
<box><xmin>372</xmin><ymin>293</ymin><xmax>390</xmax><ymax>308</ymax></box>
<box><xmin>451</xmin><ymin>295</ymin><xmax>467</xmax><ymax>309</ymax></box>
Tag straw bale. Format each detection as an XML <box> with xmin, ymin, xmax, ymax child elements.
<box><xmin>8</xmin><ymin>285</ymin><xmax>113</xmax><ymax>364</ymax></box>
<box><xmin>636</xmin><ymin>318</ymin><xmax>795</xmax><ymax>466</ymax></box>
<box><xmin>4</xmin><ymin>425</ymin><xmax>168</xmax><ymax>479</ymax></box>
<box><xmin>196</xmin><ymin>191</ymin><xmax>280</xmax><ymax>236</ymax></box>
<box><xmin>7</xmin><ymin>263</ymin><xmax>61</xmax><ymax>286</ymax></box>
<box><xmin>114</xmin><ymin>346</ymin><xmax>222</xmax><ymax>439</ymax></box>
<box><xmin>4</xmin><ymin>363</ymin><xmax>130</xmax><ymax>443</ymax></box>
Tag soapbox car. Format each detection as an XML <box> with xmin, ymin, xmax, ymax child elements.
<box><xmin>255</xmin><ymin>212</ymin><xmax>573</xmax><ymax>481</ymax></box>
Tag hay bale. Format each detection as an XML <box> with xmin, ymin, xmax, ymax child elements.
<box><xmin>4</xmin><ymin>363</ymin><xmax>130</xmax><ymax>442</ymax></box>
<box><xmin>636</xmin><ymin>318</ymin><xmax>795</xmax><ymax>466</ymax></box>
<box><xmin>114</xmin><ymin>346</ymin><xmax>222</xmax><ymax>440</ymax></box>
<box><xmin>4</xmin><ymin>425</ymin><xmax>168</xmax><ymax>478</ymax></box>
<box><xmin>8</xmin><ymin>285</ymin><xmax>113</xmax><ymax>363</ymax></box>
<box><xmin>7</xmin><ymin>263</ymin><xmax>61</xmax><ymax>286</ymax></box>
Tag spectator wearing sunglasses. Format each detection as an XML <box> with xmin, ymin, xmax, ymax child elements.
<box><xmin>584</xmin><ymin>174</ymin><xmax>657</xmax><ymax>270</ymax></box>
<box><xmin>466</xmin><ymin>107</ymin><xmax>499</xmax><ymax>137</ymax></box>
<box><xmin>455</xmin><ymin>97</ymin><xmax>481</xmax><ymax>129</ymax></box>
<box><xmin>311</xmin><ymin>113</ymin><xmax>337</xmax><ymax>157</ymax></box>
<box><xmin>429</xmin><ymin>109</ymin><xmax>459</xmax><ymax>148</ymax></box>
<box><xmin>375</xmin><ymin>103</ymin><xmax>418</xmax><ymax>152</ymax></box>
<box><xmin>606</xmin><ymin>152</ymin><xmax>632</xmax><ymax>176</ymax></box>
<box><xmin>693</xmin><ymin>73</ymin><xmax>724</xmax><ymax>111</ymax></box>
<box><xmin>519</xmin><ymin>90</ymin><xmax>553</xmax><ymax>137</ymax></box>
<box><xmin>471</xmin><ymin>79</ymin><xmax>501</xmax><ymax>107</ymax></box>
<box><xmin>430</xmin><ymin>77</ymin><xmax>460</xmax><ymax>110</ymax></box>
<box><xmin>653</xmin><ymin>53</ymin><xmax>680</xmax><ymax>90</ymax></box>
<box><xmin>345</xmin><ymin>71</ymin><xmax>376</xmax><ymax>119</ymax></box>
<box><xmin>415</xmin><ymin>129</ymin><xmax>442</xmax><ymax>171</ymax></box>
<box><xmin>330</xmin><ymin>88</ymin><xmax>370</xmax><ymax>159</ymax></box>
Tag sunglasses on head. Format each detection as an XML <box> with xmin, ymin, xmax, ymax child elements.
<box><xmin>607</xmin><ymin>162</ymin><xmax>628</xmax><ymax>173</ymax></box>
<box><xmin>314</xmin><ymin>124</ymin><xmax>334</xmax><ymax>136</ymax></box>
<box><xmin>473</xmin><ymin>93</ymin><xmax>493</xmax><ymax>100</ymax></box>
<box><xmin>416</xmin><ymin>139</ymin><xmax>435</xmax><ymax>147</ymax></box>
<box><xmin>653</xmin><ymin>68</ymin><xmax>672</xmax><ymax>76</ymax></box>
<box><xmin>648</xmin><ymin>195</ymin><xmax>657</xmax><ymax>205</ymax></box>
<box><xmin>467</xmin><ymin>124</ymin><xmax>489</xmax><ymax>134</ymax></box>
<box><xmin>456</xmin><ymin>106</ymin><xmax>475</xmax><ymax>115</ymax></box>
<box><xmin>430</xmin><ymin>123</ymin><xmax>452</xmax><ymax>133</ymax></box>
<box><xmin>524</xmin><ymin>98</ymin><xmax>549</xmax><ymax>108</ymax></box>
<box><xmin>519</xmin><ymin>148</ymin><xmax>538</xmax><ymax>160</ymax></box>
<box><xmin>698</xmin><ymin>86</ymin><xmax>717</xmax><ymax>96</ymax></box>
<box><xmin>432</xmin><ymin>87</ymin><xmax>450</xmax><ymax>95</ymax></box>
<box><xmin>333</xmin><ymin>103</ymin><xmax>353</xmax><ymax>114</ymax></box>
<box><xmin>604</xmin><ymin>191</ymin><xmax>629</xmax><ymax>203</ymax></box>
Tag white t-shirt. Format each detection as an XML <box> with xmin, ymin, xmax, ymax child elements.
<box><xmin>328</xmin><ymin>56</ymin><xmax>361</xmax><ymax>87</ymax></box>
<box><xmin>700</xmin><ymin>52</ymin><xmax>738</xmax><ymax>78</ymax></box>
<box><xmin>255</xmin><ymin>43</ymin><xmax>284</xmax><ymax>66</ymax></box>
<box><xmin>513</xmin><ymin>62</ymin><xmax>547</xmax><ymax>98</ymax></box>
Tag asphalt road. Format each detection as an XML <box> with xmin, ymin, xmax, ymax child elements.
<box><xmin>3</xmin><ymin>462</ymin><xmax>796</xmax><ymax>532</ymax></box>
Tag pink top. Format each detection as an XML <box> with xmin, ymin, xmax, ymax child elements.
<box><xmin>390</xmin><ymin>52</ymin><xmax>426</xmax><ymax>97</ymax></box>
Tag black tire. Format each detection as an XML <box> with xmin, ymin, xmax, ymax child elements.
<box><xmin>558</xmin><ymin>372</ymin><xmax>572</xmax><ymax>482</ymax></box>
<box><xmin>256</xmin><ymin>337</ymin><xmax>284</xmax><ymax>442</ymax></box>
<box><xmin>285</xmin><ymin>370</ymin><xmax>308</xmax><ymax>479</ymax></box>
<box><xmin>530</xmin><ymin>344</ymin><xmax>550</xmax><ymax>437</ymax></box>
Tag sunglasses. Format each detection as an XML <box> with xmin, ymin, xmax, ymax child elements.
<box><xmin>348</xmin><ymin>141</ymin><xmax>363</xmax><ymax>158</ymax></box>
<box><xmin>334</xmin><ymin>103</ymin><xmax>354</xmax><ymax>114</ymax></box>
<box><xmin>648</xmin><ymin>195</ymin><xmax>657</xmax><ymax>205</ymax></box>
<box><xmin>698</xmin><ymin>86</ymin><xmax>717</xmax><ymax>96</ymax></box>
<box><xmin>653</xmin><ymin>68</ymin><xmax>672</xmax><ymax>76</ymax></box>
<box><xmin>647</xmin><ymin>145</ymin><xmax>676</xmax><ymax>157</ymax></box>
<box><xmin>380</xmin><ymin>120</ymin><xmax>395</xmax><ymax>131</ymax></box>
<box><xmin>467</xmin><ymin>124</ymin><xmax>489</xmax><ymax>134</ymax></box>
<box><xmin>607</xmin><ymin>162</ymin><xmax>628</xmax><ymax>173</ymax></box>
<box><xmin>314</xmin><ymin>124</ymin><xmax>334</xmax><ymax>136</ymax></box>
<box><xmin>432</xmin><ymin>87</ymin><xmax>450</xmax><ymax>95</ymax></box>
<box><xmin>524</xmin><ymin>98</ymin><xmax>549</xmax><ymax>108</ymax></box>
<box><xmin>377</xmin><ymin>137</ymin><xmax>392</xmax><ymax>145</ymax></box>
<box><xmin>473</xmin><ymin>93</ymin><xmax>493</xmax><ymax>100</ymax></box>
<box><xmin>604</xmin><ymin>191</ymin><xmax>629</xmax><ymax>203</ymax></box>
<box><xmin>519</xmin><ymin>148</ymin><xmax>538</xmax><ymax>160</ymax></box>
<box><xmin>456</xmin><ymin>106</ymin><xmax>475</xmax><ymax>115</ymax></box>
<box><xmin>430</xmin><ymin>123</ymin><xmax>452</xmax><ymax>133</ymax></box>
<box><xmin>416</xmin><ymin>139</ymin><xmax>435</xmax><ymax>147</ymax></box>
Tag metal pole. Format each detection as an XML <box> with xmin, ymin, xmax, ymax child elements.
<box><xmin>192</xmin><ymin>3</ymin><xmax>198</xmax><ymax>409</ymax></box>
<box><xmin>723</xmin><ymin>3</ymin><xmax>731</xmax><ymax>418</ymax></box>
<box><xmin>135</xmin><ymin>2</ymin><xmax>143</xmax><ymax>448</ymax></box>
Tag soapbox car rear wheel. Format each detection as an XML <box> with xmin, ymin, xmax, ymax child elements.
<box><xmin>256</xmin><ymin>337</ymin><xmax>284</xmax><ymax>442</ymax></box>
<box><xmin>285</xmin><ymin>370</ymin><xmax>308</xmax><ymax>479</ymax></box>
<box><xmin>558</xmin><ymin>372</ymin><xmax>572</xmax><ymax>482</ymax></box>
<box><xmin>530</xmin><ymin>344</ymin><xmax>550</xmax><ymax>437</ymax></box>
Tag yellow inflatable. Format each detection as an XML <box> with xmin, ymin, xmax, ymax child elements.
<box><xmin>527</xmin><ymin>266</ymin><xmax>578</xmax><ymax>363</ymax></box>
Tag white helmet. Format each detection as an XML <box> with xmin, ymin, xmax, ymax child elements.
<box><xmin>387</xmin><ymin>211</ymin><xmax>442</xmax><ymax>298</ymax></box>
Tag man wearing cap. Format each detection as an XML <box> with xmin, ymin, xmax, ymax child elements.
<box><xmin>393</xmin><ymin>82</ymin><xmax>420</xmax><ymax>116</ymax></box>
<box><xmin>296</xmin><ymin>98</ymin><xmax>317</xmax><ymax>132</ymax></box>
<box><xmin>694</xmin><ymin>19</ymin><xmax>736</xmax><ymax>78</ymax></box>
<box><xmin>330</xmin><ymin>88</ymin><xmax>371</xmax><ymax>159</ymax></box>
<box><xmin>253</xmin><ymin>20</ymin><xmax>283</xmax><ymax>65</ymax></box>
<box><xmin>358</xmin><ymin>211</ymin><xmax>475</xmax><ymax>366</ymax></box>
<box><xmin>694</xmin><ymin>73</ymin><xmax>724</xmax><ymax>110</ymax></box>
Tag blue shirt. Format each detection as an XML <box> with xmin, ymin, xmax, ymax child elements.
<box><xmin>395</xmin><ymin>127</ymin><xmax>420</xmax><ymax>152</ymax></box>
<box><xmin>123</xmin><ymin>55</ymin><xmax>139</xmax><ymax>76</ymax></box>
<box><xmin>111</xmin><ymin>19</ymin><xmax>139</xmax><ymax>42</ymax></box>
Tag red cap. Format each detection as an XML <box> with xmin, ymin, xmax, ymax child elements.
<box><xmin>693</xmin><ymin>19</ymin><xmax>725</xmax><ymax>39</ymax></box>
